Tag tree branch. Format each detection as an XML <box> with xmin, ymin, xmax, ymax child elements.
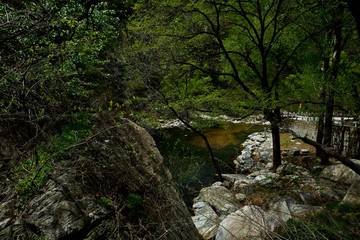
<box><xmin>281</xmin><ymin>128</ymin><xmax>360</xmax><ymax>176</ymax></box>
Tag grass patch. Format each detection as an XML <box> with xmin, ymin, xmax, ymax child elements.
<box><xmin>279</xmin><ymin>203</ymin><xmax>360</xmax><ymax>240</ymax></box>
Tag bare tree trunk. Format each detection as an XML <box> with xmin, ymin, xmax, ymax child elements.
<box><xmin>271</xmin><ymin>122</ymin><xmax>281</xmax><ymax>170</ymax></box>
<box><xmin>316</xmin><ymin>114</ymin><xmax>324</xmax><ymax>157</ymax></box>
<box><xmin>265</xmin><ymin>108</ymin><xmax>282</xmax><ymax>170</ymax></box>
<box><xmin>321</xmin><ymin>18</ymin><xmax>343</xmax><ymax>165</ymax></box>
<box><xmin>316</xmin><ymin>57</ymin><xmax>329</xmax><ymax>157</ymax></box>
<box><xmin>321</xmin><ymin>89</ymin><xmax>335</xmax><ymax>164</ymax></box>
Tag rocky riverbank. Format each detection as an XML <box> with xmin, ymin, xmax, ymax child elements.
<box><xmin>192</xmin><ymin>131</ymin><xmax>360</xmax><ymax>240</ymax></box>
<box><xmin>157</xmin><ymin>114</ymin><xmax>270</xmax><ymax>129</ymax></box>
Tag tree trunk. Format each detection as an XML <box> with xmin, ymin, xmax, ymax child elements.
<box><xmin>265</xmin><ymin>108</ymin><xmax>282</xmax><ymax>170</ymax></box>
<box><xmin>321</xmin><ymin>90</ymin><xmax>334</xmax><ymax>164</ymax></box>
<box><xmin>316</xmin><ymin>115</ymin><xmax>324</xmax><ymax>157</ymax></box>
<box><xmin>316</xmin><ymin>58</ymin><xmax>329</xmax><ymax>157</ymax></box>
<box><xmin>321</xmin><ymin>18</ymin><xmax>343</xmax><ymax>165</ymax></box>
<box><xmin>271</xmin><ymin>122</ymin><xmax>281</xmax><ymax>170</ymax></box>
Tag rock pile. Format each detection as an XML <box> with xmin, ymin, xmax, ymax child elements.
<box><xmin>192</xmin><ymin>131</ymin><xmax>360</xmax><ymax>240</ymax></box>
<box><xmin>234</xmin><ymin>131</ymin><xmax>273</xmax><ymax>172</ymax></box>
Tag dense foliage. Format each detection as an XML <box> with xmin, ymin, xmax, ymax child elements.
<box><xmin>1</xmin><ymin>1</ymin><xmax>360</xmax><ymax>239</ymax></box>
<box><xmin>0</xmin><ymin>0</ymin><xmax>135</xmax><ymax>115</ymax></box>
<box><xmin>120</xmin><ymin>0</ymin><xmax>359</xmax><ymax>169</ymax></box>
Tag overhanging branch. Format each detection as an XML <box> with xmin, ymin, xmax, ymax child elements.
<box><xmin>281</xmin><ymin>128</ymin><xmax>360</xmax><ymax>176</ymax></box>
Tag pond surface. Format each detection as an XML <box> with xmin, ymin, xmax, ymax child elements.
<box><xmin>152</xmin><ymin>122</ymin><xmax>264</xmax><ymax>208</ymax></box>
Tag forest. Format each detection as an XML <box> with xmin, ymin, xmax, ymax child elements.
<box><xmin>0</xmin><ymin>0</ymin><xmax>360</xmax><ymax>239</ymax></box>
<box><xmin>1</xmin><ymin>0</ymin><xmax>359</xmax><ymax>163</ymax></box>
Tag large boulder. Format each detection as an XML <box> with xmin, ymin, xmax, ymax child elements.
<box><xmin>319</xmin><ymin>160</ymin><xmax>360</xmax><ymax>185</ymax></box>
<box><xmin>276</xmin><ymin>163</ymin><xmax>317</xmax><ymax>187</ymax></box>
<box><xmin>341</xmin><ymin>180</ymin><xmax>360</xmax><ymax>205</ymax></box>
<box><xmin>26</xmin><ymin>170</ymin><xmax>113</xmax><ymax>240</ymax></box>
<box><xmin>192</xmin><ymin>201</ymin><xmax>221</xmax><ymax>240</ymax></box>
<box><xmin>268</xmin><ymin>196</ymin><xmax>296</xmax><ymax>222</ymax></box>
<box><xmin>1</xmin><ymin>115</ymin><xmax>199</xmax><ymax>240</ymax></box>
<box><xmin>199</xmin><ymin>183</ymin><xmax>241</xmax><ymax>216</ymax></box>
<box><xmin>268</xmin><ymin>195</ymin><xmax>323</xmax><ymax>222</ymax></box>
<box><xmin>216</xmin><ymin>205</ymin><xmax>282</xmax><ymax>240</ymax></box>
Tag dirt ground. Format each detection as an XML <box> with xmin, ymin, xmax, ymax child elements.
<box><xmin>280</xmin><ymin>132</ymin><xmax>316</xmax><ymax>153</ymax></box>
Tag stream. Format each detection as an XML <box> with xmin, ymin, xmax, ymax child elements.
<box><xmin>152</xmin><ymin>122</ymin><xmax>264</xmax><ymax>208</ymax></box>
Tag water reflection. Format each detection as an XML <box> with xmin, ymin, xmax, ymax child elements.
<box><xmin>152</xmin><ymin>122</ymin><xmax>263</xmax><ymax>208</ymax></box>
<box><xmin>187</xmin><ymin>123</ymin><xmax>260</xmax><ymax>148</ymax></box>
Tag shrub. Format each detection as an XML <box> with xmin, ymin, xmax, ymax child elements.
<box><xmin>14</xmin><ymin>113</ymin><xmax>92</xmax><ymax>201</ymax></box>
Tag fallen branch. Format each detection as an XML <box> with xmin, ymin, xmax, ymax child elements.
<box><xmin>281</xmin><ymin>128</ymin><xmax>360</xmax><ymax>176</ymax></box>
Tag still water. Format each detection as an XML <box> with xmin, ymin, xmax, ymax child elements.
<box><xmin>152</xmin><ymin>122</ymin><xmax>264</xmax><ymax>208</ymax></box>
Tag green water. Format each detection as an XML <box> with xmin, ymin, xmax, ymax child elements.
<box><xmin>152</xmin><ymin>122</ymin><xmax>264</xmax><ymax>208</ymax></box>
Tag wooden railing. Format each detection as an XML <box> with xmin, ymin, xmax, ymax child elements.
<box><xmin>281</xmin><ymin>111</ymin><xmax>359</xmax><ymax>129</ymax></box>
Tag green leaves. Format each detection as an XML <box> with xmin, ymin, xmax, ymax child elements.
<box><xmin>0</xmin><ymin>0</ymin><xmax>133</xmax><ymax>115</ymax></box>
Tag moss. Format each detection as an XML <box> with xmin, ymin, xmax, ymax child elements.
<box><xmin>126</xmin><ymin>194</ymin><xmax>147</xmax><ymax>219</ymax></box>
<box><xmin>97</xmin><ymin>197</ymin><xmax>113</xmax><ymax>210</ymax></box>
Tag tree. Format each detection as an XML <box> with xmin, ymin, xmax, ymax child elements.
<box><xmin>0</xmin><ymin>0</ymin><xmax>133</xmax><ymax>116</ymax></box>
<box><xmin>123</xmin><ymin>0</ymin><xmax>320</xmax><ymax>170</ymax></box>
<box><xmin>0</xmin><ymin>0</ymin><xmax>136</xmax><ymax>162</ymax></box>
<box><xmin>306</xmin><ymin>1</ymin><xmax>356</xmax><ymax>164</ymax></box>
<box><xmin>274</xmin><ymin>0</ymin><xmax>358</xmax><ymax>162</ymax></box>
<box><xmin>345</xmin><ymin>0</ymin><xmax>360</xmax><ymax>39</ymax></box>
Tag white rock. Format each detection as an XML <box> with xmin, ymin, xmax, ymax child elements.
<box><xmin>260</xmin><ymin>151</ymin><xmax>270</xmax><ymax>160</ymax></box>
<box><xmin>192</xmin><ymin>201</ymin><xmax>221</xmax><ymax>239</ymax></box>
<box><xmin>192</xmin><ymin>214</ymin><xmax>220</xmax><ymax>240</ymax></box>
<box><xmin>235</xmin><ymin>193</ymin><xmax>246</xmax><ymax>201</ymax></box>
<box><xmin>212</xmin><ymin>181</ymin><xmax>223</xmax><ymax>187</ymax></box>
<box><xmin>233</xmin><ymin>181</ymin><xmax>250</xmax><ymax>192</ymax></box>
<box><xmin>254</xmin><ymin>175</ymin><xmax>267</xmax><ymax>182</ymax></box>
<box><xmin>199</xmin><ymin>185</ymin><xmax>241</xmax><ymax>215</ymax></box>
<box><xmin>269</xmin><ymin>195</ymin><xmax>324</xmax><ymax>222</ymax></box>
<box><xmin>301</xmin><ymin>149</ymin><xmax>309</xmax><ymax>154</ymax></box>
<box><xmin>216</xmin><ymin>205</ymin><xmax>282</xmax><ymax>240</ymax></box>
<box><xmin>221</xmin><ymin>174</ymin><xmax>248</xmax><ymax>183</ymax></box>
<box><xmin>241</xmin><ymin>151</ymin><xmax>252</xmax><ymax>160</ymax></box>
<box><xmin>320</xmin><ymin>160</ymin><xmax>360</xmax><ymax>185</ymax></box>
<box><xmin>254</xmin><ymin>137</ymin><xmax>266</xmax><ymax>142</ymax></box>
<box><xmin>341</xmin><ymin>180</ymin><xmax>360</xmax><ymax>205</ymax></box>
<box><xmin>193</xmin><ymin>201</ymin><xmax>216</xmax><ymax>216</ymax></box>
<box><xmin>260</xmin><ymin>178</ymin><xmax>272</xmax><ymax>186</ymax></box>
<box><xmin>268</xmin><ymin>196</ymin><xmax>295</xmax><ymax>222</ymax></box>
<box><xmin>265</xmin><ymin>162</ymin><xmax>273</xmax><ymax>169</ymax></box>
